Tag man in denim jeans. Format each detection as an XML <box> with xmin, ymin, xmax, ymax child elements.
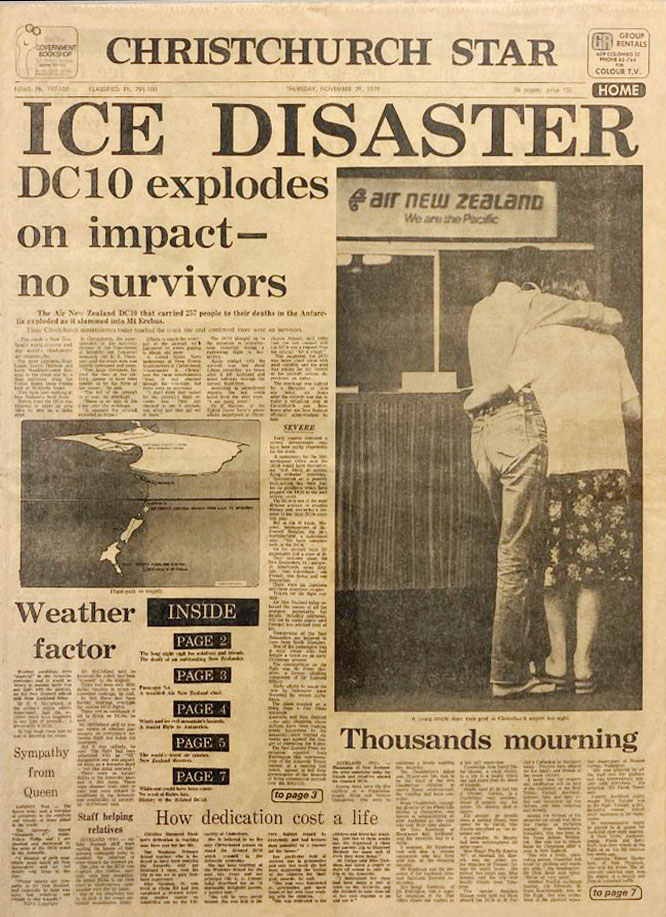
<box><xmin>465</xmin><ymin>248</ymin><xmax>622</xmax><ymax>697</ymax></box>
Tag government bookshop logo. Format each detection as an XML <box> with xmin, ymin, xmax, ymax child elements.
<box><xmin>15</xmin><ymin>23</ymin><xmax>78</xmax><ymax>80</ymax></box>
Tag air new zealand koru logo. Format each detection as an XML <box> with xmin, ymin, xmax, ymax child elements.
<box><xmin>348</xmin><ymin>188</ymin><xmax>367</xmax><ymax>211</ymax></box>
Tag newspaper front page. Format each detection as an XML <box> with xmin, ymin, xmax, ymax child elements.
<box><xmin>1</xmin><ymin>2</ymin><xmax>664</xmax><ymax>914</ymax></box>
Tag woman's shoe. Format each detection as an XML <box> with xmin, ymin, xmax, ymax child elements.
<box><xmin>574</xmin><ymin>677</ymin><xmax>597</xmax><ymax>695</ymax></box>
<box><xmin>530</xmin><ymin>660</ymin><xmax>571</xmax><ymax>692</ymax></box>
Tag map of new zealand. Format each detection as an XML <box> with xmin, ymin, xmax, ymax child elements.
<box><xmin>21</xmin><ymin>420</ymin><xmax>260</xmax><ymax>587</ymax></box>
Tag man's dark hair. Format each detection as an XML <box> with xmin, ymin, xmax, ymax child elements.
<box><xmin>499</xmin><ymin>246</ymin><xmax>550</xmax><ymax>288</ymax></box>
<box><xmin>541</xmin><ymin>269</ymin><xmax>593</xmax><ymax>301</ymax></box>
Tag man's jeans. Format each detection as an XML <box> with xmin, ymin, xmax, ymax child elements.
<box><xmin>471</xmin><ymin>400</ymin><xmax>548</xmax><ymax>686</ymax></box>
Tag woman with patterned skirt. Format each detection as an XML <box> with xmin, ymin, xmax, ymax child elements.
<box><xmin>510</xmin><ymin>272</ymin><xmax>640</xmax><ymax>694</ymax></box>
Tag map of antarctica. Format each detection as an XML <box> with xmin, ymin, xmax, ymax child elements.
<box><xmin>21</xmin><ymin>420</ymin><xmax>260</xmax><ymax>587</ymax></box>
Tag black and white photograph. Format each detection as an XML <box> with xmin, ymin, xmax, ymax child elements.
<box><xmin>21</xmin><ymin>419</ymin><xmax>260</xmax><ymax>587</ymax></box>
<box><xmin>335</xmin><ymin>166</ymin><xmax>642</xmax><ymax>712</ymax></box>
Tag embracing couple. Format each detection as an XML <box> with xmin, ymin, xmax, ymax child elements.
<box><xmin>465</xmin><ymin>247</ymin><xmax>640</xmax><ymax>699</ymax></box>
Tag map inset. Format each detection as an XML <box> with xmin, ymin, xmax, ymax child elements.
<box><xmin>21</xmin><ymin>420</ymin><xmax>260</xmax><ymax>587</ymax></box>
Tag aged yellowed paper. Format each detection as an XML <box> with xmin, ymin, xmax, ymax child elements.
<box><xmin>1</xmin><ymin>2</ymin><xmax>664</xmax><ymax>914</ymax></box>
